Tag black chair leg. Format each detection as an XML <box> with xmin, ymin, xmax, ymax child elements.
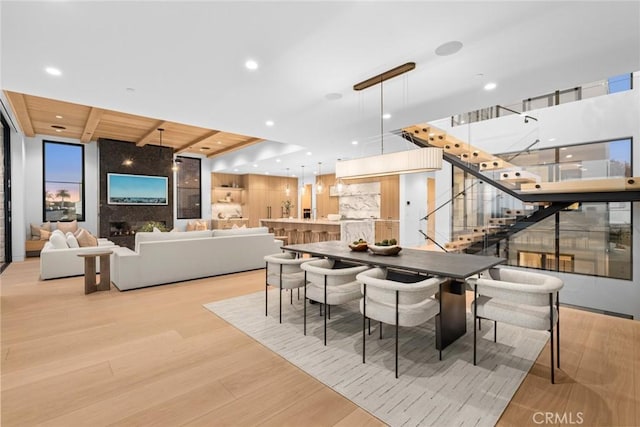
<box><xmin>265</xmin><ymin>262</ymin><xmax>268</xmax><ymax>317</ymax></box>
<box><xmin>303</xmin><ymin>272</ymin><xmax>307</xmax><ymax>335</ymax></box>
<box><xmin>473</xmin><ymin>285</ymin><xmax>477</xmax><ymax>366</ymax></box>
<box><xmin>328</xmin><ymin>304</ymin><xmax>331</xmax><ymax>320</ymax></box>
<box><xmin>368</xmin><ymin>318</ymin><xmax>371</xmax><ymax>335</ymax></box>
<box><xmin>550</xmin><ymin>293</ymin><xmax>555</xmax><ymax>384</ymax></box>
<box><xmin>379</xmin><ymin>322</ymin><xmax>383</xmax><ymax>339</ymax></box>
<box><xmin>557</xmin><ymin>292</ymin><xmax>561</xmax><ymax>368</ymax></box>
<box><xmin>279</xmin><ymin>287</ymin><xmax>282</xmax><ymax>324</ymax></box>
<box><xmin>395</xmin><ymin>290</ymin><xmax>399</xmax><ymax>379</ymax></box>
<box><xmin>290</xmin><ymin>288</ymin><xmax>293</xmax><ymax>304</ymax></box>
<box><xmin>494</xmin><ymin>321</ymin><xmax>497</xmax><ymax>343</ymax></box>
<box><xmin>362</xmin><ymin>284</ymin><xmax>366</xmax><ymax>364</ymax></box>
<box><xmin>479</xmin><ymin>318</ymin><xmax>482</xmax><ymax>331</ymax></box>
<box><xmin>324</xmin><ymin>275</ymin><xmax>327</xmax><ymax>346</ymax></box>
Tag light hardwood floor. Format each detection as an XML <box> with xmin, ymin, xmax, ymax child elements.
<box><xmin>1</xmin><ymin>259</ymin><xmax>638</xmax><ymax>426</ymax></box>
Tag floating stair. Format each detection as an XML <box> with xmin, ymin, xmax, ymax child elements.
<box><xmin>500</xmin><ymin>170</ymin><xmax>540</xmax><ymax>184</ymax></box>
<box><xmin>480</xmin><ymin>158</ymin><xmax>513</xmax><ymax>171</ymax></box>
<box><xmin>520</xmin><ymin>177</ymin><xmax>640</xmax><ymax>194</ymax></box>
<box><xmin>457</xmin><ymin>232</ymin><xmax>486</xmax><ymax>243</ymax></box>
<box><xmin>460</xmin><ymin>150</ymin><xmax>495</xmax><ymax>164</ymax></box>
<box><xmin>488</xmin><ymin>217</ymin><xmax>516</xmax><ymax>226</ymax></box>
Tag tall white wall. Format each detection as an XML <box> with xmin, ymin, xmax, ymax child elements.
<box><xmin>413</xmin><ymin>82</ymin><xmax>640</xmax><ymax>319</ymax></box>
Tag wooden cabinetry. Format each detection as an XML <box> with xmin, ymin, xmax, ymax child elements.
<box><xmin>211</xmin><ymin>218</ymin><xmax>249</xmax><ymax>229</ymax></box>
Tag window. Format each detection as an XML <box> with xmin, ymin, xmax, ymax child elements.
<box><xmin>608</xmin><ymin>73</ymin><xmax>632</xmax><ymax>94</ymax></box>
<box><xmin>43</xmin><ymin>141</ymin><xmax>85</xmax><ymax>222</ymax></box>
<box><xmin>176</xmin><ymin>156</ymin><xmax>201</xmax><ymax>219</ymax></box>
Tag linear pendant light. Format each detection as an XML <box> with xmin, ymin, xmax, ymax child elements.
<box><xmin>335</xmin><ymin>147</ymin><xmax>443</xmax><ymax>179</ymax></box>
<box><xmin>338</xmin><ymin>61</ymin><xmax>442</xmax><ymax>179</ymax></box>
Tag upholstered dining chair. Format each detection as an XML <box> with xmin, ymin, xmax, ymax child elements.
<box><xmin>466</xmin><ymin>267</ymin><xmax>564</xmax><ymax>383</ymax></box>
<box><xmin>356</xmin><ymin>268</ymin><xmax>445</xmax><ymax>378</ymax></box>
<box><xmin>264</xmin><ymin>252</ymin><xmax>318</xmax><ymax>323</ymax></box>
<box><xmin>300</xmin><ymin>259</ymin><xmax>371</xmax><ymax>345</ymax></box>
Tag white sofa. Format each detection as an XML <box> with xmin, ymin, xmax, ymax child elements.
<box><xmin>111</xmin><ymin>227</ymin><xmax>284</xmax><ymax>290</ymax></box>
<box><xmin>40</xmin><ymin>239</ymin><xmax>117</xmax><ymax>280</ymax></box>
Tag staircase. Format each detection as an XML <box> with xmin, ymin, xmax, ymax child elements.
<box><xmin>401</xmin><ymin>122</ymin><xmax>640</xmax><ymax>254</ymax></box>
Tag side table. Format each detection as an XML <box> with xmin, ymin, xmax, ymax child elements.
<box><xmin>77</xmin><ymin>250</ymin><xmax>113</xmax><ymax>294</ymax></box>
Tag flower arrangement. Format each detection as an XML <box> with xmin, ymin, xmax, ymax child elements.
<box><xmin>138</xmin><ymin>221</ymin><xmax>168</xmax><ymax>232</ymax></box>
<box><xmin>282</xmin><ymin>200</ymin><xmax>295</xmax><ymax>217</ymax></box>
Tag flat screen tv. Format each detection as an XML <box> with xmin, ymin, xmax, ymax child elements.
<box><xmin>107</xmin><ymin>173</ymin><xmax>168</xmax><ymax>205</ymax></box>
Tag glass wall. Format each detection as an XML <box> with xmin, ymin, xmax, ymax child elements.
<box><xmin>452</xmin><ymin>138</ymin><xmax>633</xmax><ymax>280</ymax></box>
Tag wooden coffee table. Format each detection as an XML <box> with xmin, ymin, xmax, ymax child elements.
<box><xmin>78</xmin><ymin>250</ymin><xmax>113</xmax><ymax>294</ymax></box>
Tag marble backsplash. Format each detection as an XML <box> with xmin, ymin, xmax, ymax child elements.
<box><xmin>212</xmin><ymin>203</ymin><xmax>243</xmax><ymax>219</ymax></box>
<box><xmin>337</xmin><ymin>182</ymin><xmax>381</xmax><ymax>219</ymax></box>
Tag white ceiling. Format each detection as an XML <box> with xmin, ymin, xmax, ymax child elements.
<box><xmin>2</xmin><ymin>1</ymin><xmax>639</xmax><ymax>178</ymax></box>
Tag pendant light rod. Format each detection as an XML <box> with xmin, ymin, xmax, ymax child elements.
<box><xmin>380</xmin><ymin>80</ymin><xmax>384</xmax><ymax>155</ymax></box>
<box><xmin>353</xmin><ymin>62</ymin><xmax>416</xmax><ymax>91</ymax></box>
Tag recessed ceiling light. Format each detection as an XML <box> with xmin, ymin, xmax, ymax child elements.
<box><xmin>483</xmin><ymin>82</ymin><xmax>497</xmax><ymax>91</ymax></box>
<box><xmin>233</xmin><ymin>168</ymin><xmax>239</xmax><ymax>172</ymax></box>
<box><xmin>351</xmin><ymin>140</ymin><xmax>358</xmax><ymax>145</ymax></box>
<box><xmin>55</xmin><ymin>115</ymin><xmax>63</xmax><ymax>119</ymax></box>
<box><xmin>325</xmin><ymin>92</ymin><xmax>342</xmax><ymax>101</ymax></box>
<box><xmin>265</xmin><ymin>171</ymin><xmax>270</xmax><ymax>175</ymax></box>
<box><xmin>245</xmin><ymin>59</ymin><xmax>258</xmax><ymax>70</ymax></box>
<box><xmin>549</xmin><ymin>138</ymin><xmax>556</xmax><ymax>142</ymax></box>
<box><xmin>55</xmin><ymin>129</ymin><xmax>62</xmax><ymax>133</ymax></box>
<box><xmin>45</xmin><ymin>66</ymin><xmax>62</xmax><ymax>76</ymax></box>
<box><xmin>382</xmin><ymin>113</ymin><xmax>391</xmax><ymax>119</ymax></box>
<box><xmin>306</xmin><ymin>151</ymin><xmax>312</xmax><ymax>156</ymax></box>
<box><xmin>435</xmin><ymin>40</ymin><xmax>463</xmax><ymax>56</ymax></box>
<box><xmin>460</xmin><ymin>120</ymin><xmax>466</xmax><ymax>124</ymax></box>
<box><xmin>565</xmin><ymin>154</ymin><xmax>573</xmax><ymax>158</ymax></box>
<box><xmin>252</xmin><ymin>163</ymin><xmax>258</xmax><ymax>167</ymax></box>
<box><xmin>276</xmin><ymin>158</ymin><xmax>281</xmax><ymax>163</ymax></box>
<box><xmin>313</xmin><ymin>171</ymin><xmax>317</xmax><ymax>175</ymax></box>
<box><xmin>560</xmin><ymin>147</ymin><xmax>567</xmax><ymax>150</ymax></box>
<box><xmin>265</xmin><ymin>120</ymin><xmax>274</xmax><ymax>127</ymax></box>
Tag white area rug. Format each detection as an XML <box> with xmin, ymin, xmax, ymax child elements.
<box><xmin>204</xmin><ymin>290</ymin><xmax>547</xmax><ymax>427</ymax></box>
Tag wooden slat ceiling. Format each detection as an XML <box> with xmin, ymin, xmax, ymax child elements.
<box><xmin>4</xmin><ymin>90</ymin><xmax>263</xmax><ymax>158</ymax></box>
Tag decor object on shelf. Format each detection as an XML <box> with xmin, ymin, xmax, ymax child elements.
<box><xmin>368</xmin><ymin>244</ymin><xmax>402</xmax><ymax>256</ymax></box>
<box><xmin>327</xmin><ymin>214</ymin><xmax>342</xmax><ymax>221</ymax></box>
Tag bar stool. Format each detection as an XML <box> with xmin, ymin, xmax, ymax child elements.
<box><xmin>286</xmin><ymin>228</ymin><xmax>298</xmax><ymax>244</ymax></box>
<box><xmin>311</xmin><ymin>230</ymin><xmax>327</xmax><ymax>243</ymax></box>
<box><xmin>297</xmin><ymin>229</ymin><xmax>312</xmax><ymax>244</ymax></box>
<box><xmin>274</xmin><ymin>227</ymin><xmax>286</xmax><ymax>238</ymax></box>
<box><xmin>327</xmin><ymin>230</ymin><xmax>340</xmax><ymax>241</ymax></box>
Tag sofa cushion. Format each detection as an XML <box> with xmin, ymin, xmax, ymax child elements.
<box><xmin>57</xmin><ymin>220</ymin><xmax>78</xmax><ymax>234</ymax></box>
<box><xmin>135</xmin><ymin>230</ymin><xmax>213</xmax><ymax>251</ymax></box>
<box><xmin>76</xmin><ymin>229</ymin><xmax>98</xmax><ymax>247</ymax></box>
<box><xmin>40</xmin><ymin>229</ymin><xmax>52</xmax><ymax>240</ymax></box>
<box><xmin>66</xmin><ymin>232</ymin><xmax>80</xmax><ymax>248</ymax></box>
<box><xmin>31</xmin><ymin>222</ymin><xmax>51</xmax><ymax>239</ymax></box>
<box><xmin>50</xmin><ymin>233</ymin><xmax>68</xmax><ymax>249</ymax></box>
<box><xmin>212</xmin><ymin>226</ymin><xmax>268</xmax><ymax>237</ymax></box>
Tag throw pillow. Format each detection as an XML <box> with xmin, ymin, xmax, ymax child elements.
<box><xmin>194</xmin><ymin>220</ymin><xmax>208</xmax><ymax>231</ymax></box>
<box><xmin>57</xmin><ymin>220</ymin><xmax>78</xmax><ymax>234</ymax></box>
<box><xmin>49</xmin><ymin>233</ymin><xmax>69</xmax><ymax>249</ymax></box>
<box><xmin>241</xmin><ymin>224</ymin><xmax>247</xmax><ymax>229</ymax></box>
<box><xmin>76</xmin><ymin>229</ymin><xmax>98</xmax><ymax>247</ymax></box>
<box><xmin>40</xmin><ymin>229</ymin><xmax>52</xmax><ymax>240</ymax></box>
<box><xmin>232</xmin><ymin>224</ymin><xmax>239</xmax><ymax>229</ymax></box>
<box><xmin>186</xmin><ymin>221</ymin><xmax>196</xmax><ymax>231</ymax></box>
<box><xmin>66</xmin><ymin>234</ymin><xmax>80</xmax><ymax>248</ymax></box>
<box><xmin>30</xmin><ymin>222</ymin><xmax>52</xmax><ymax>239</ymax></box>
<box><xmin>73</xmin><ymin>227</ymin><xmax>83</xmax><ymax>237</ymax></box>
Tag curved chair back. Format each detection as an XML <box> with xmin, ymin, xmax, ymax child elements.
<box><xmin>301</xmin><ymin>258</ymin><xmax>370</xmax><ymax>286</ymax></box>
<box><xmin>471</xmin><ymin>267</ymin><xmax>564</xmax><ymax>307</ymax></box>
<box><xmin>357</xmin><ymin>268</ymin><xmax>443</xmax><ymax>306</ymax></box>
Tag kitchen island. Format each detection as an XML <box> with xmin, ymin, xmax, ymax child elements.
<box><xmin>259</xmin><ymin>218</ymin><xmax>377</xmax><ymax>244</ymax></box>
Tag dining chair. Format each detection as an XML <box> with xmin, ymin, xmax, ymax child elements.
<box><xmin>300</xmin><ymin>258</ymin><xmax>370</xmax><ymax>345</ymax></box>
<box><xmin>357</xmin><ymin>267</ymin><xmax>445</xmax><ymax>378</ymax></box>
<box><xmin>467</xmin><ymin>267</ymin><xmax>564</xmax><ymax>383</ymax></box>
<box><xmin>264</xmin><ymin>252</ymin><xmax>318</xmax><ymax>323</ymax></box>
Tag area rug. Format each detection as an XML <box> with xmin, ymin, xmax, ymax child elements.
<box><xmin>204</xmin><ymin>290</ymin><xmax>547</xmax><ymax>427</ymax></box>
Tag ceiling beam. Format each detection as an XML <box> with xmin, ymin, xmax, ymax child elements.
<box><xmin>4</xmin><ymin>91</ymin><xmax>35</xmax><ymax>137</ymax></box>
<box><xmin>207</xmin><ymin>137</ymin><xmax>263</xmax><ymax>158</ymax></box>
<box><xmin>80</xmin><ymin>107</ymin><xmax>103</xmax><ymax>143</ymax></box>
<box><xmin>137</xmin><ymin>120</ymin><xmax>167</xmax><ymax>146</ymax></box>
<box><xmin>175</xmin><ymin>130</ymin><xmax>221</xmax><ymax>154</ymax></box>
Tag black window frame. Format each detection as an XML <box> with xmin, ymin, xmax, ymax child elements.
<box><xmin>42</xmin><ymin>140</ymin><xmax>86</xmax><ymax>222</ymax></box>
<box><xmin>176</xmin><ymin>156</ymin><xmax>202</xmax><ymax>219</ymax></box>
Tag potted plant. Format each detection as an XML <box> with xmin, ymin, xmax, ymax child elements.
<box><xmin>281</xmin><ymin>200</ymin><xmax>294</xmax><ymax>218</ymax></box>
<box><xmin>138</xmin><ymin>221</ymin><xmax>168</xmax><ymax>232</ymax></box>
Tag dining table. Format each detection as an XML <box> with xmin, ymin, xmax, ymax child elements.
<box><xmin>282</xmin><ymin>241</ymin><xmax>506</xmax><ymax>350</ymax></box>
